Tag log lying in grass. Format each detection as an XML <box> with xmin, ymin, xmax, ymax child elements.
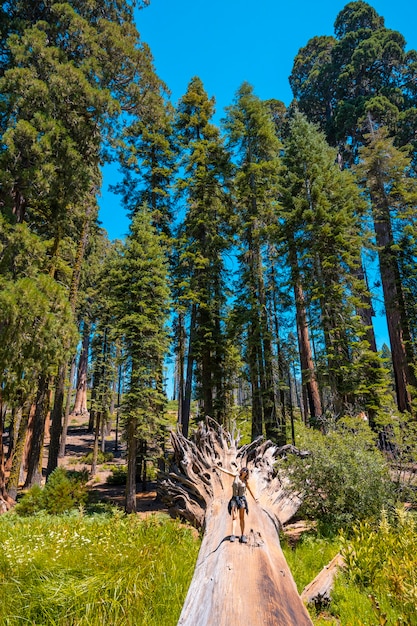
<box><xmin>301</xmin><ymin>553</ymin><xmax>345</xmax><ymax>606</ymax></box>
<box><xmin>158</xmin><ymin>419</ymin><xmax>313</xmax><ymax>626</ymax></box>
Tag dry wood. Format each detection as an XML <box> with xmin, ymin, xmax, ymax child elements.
<box><xmin>158</xmin><ymin>419</ymin><xmax>313</xmax><ymax>626</ymax></box>
<box><xmin>301</xmin><ymin>553</ymin><xmax>345</xmax><ymax>606</ymax></box>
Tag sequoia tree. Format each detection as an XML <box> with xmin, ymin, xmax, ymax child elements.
<box><xmin>356</xmin><ymin>125</ymin><xmax>417</xmax><ymax>412</ymax></box>
<box><xmin>159</xmin><ymin>419</ymin><xmax>313</xmax><ymax>626</ymax></box>
<box><xmin>290</xmin><ymin>1</ymin><xmax>417</xmax><ymax>161</ymax></box>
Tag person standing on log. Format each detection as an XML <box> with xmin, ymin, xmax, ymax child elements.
<box><xmin>215</xmin><ymin>465</ymin><xmax>257</xmax><ymax>543</ymax></box>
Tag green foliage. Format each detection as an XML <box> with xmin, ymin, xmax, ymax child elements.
<box><xmin>79</xmin><ymin>450</ymin><xmax>114</xmax><ymax>465</ymax></box>
<box><xmin>0</xmin><ymin>511</ymin><xmax>200</xmax><ymax>625</ymax></box>
<box><xmin>0</xmin><ymin>273</ymin><xmax>78</xmax><ymax>404</ymax></box>
<box><xmin>375</xmin><ymin>410</ymin><xmax>417</xmax><ymax>506</ymax></box>
<box><xmin>279</xmin><ymin>112</ymin><xmax>391</xmax><ymax>416</ymax></box>
<box><xmin>290</xmin><ymin>1</ymin><xmax>417</xmax><ymax>159</ymax></box>
<box><xmin>173</xmin><ymin>76</ymin><xmax>233</xmax><ymax>422</ymax></box>
<box><xmin>282</xmin><ymin>515</ymin><xmax>417</xmax><ymax>625</ymax></box>
<box><xmin>223</xmin><ymin>82</ymin><xmax>283</xmax><ymax>441</ymax></box>
<box><xmin>110</xmin><ymin>207</ymin><xmax>171</xmax><ymax>435</ymax></box>
<box><xmin>106</xmin><ymin>466</ymin><xmax>128</xmax><ymax>485</ymax></box>
<box><xmin>335</xmin><ymin>509</ymin><xmax>417</xmax><ymax>625</ymax></box>
<box><xmin>281</xmin><ymin>420</ymin><xmax>394</xmax><ymax>528</ymax></box>
<box><xmin>15</xmin><ymin>468</ymin><xmax>88</xmax><ymax>516</ymax></box>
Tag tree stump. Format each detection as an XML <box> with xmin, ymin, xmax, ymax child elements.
<box><xmin>158</xmin><ymin>419</ymin><xmax>313</xmax><ymax>626</ymax></box>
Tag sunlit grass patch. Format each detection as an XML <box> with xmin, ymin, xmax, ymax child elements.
<box><xmin>0</xmin><ymin>510</ymin><xmax>200</xmax><ymax>625</ymax></box>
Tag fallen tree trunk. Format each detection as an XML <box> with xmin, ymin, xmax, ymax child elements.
<box><xmin>158</xmin><ymin>419</ymin><xmax>313</xmax><ymax>626</ymax></box>
<box><xmin>301</xmin><ymin>553</ymin><xmax>345</xmax><ymax>607</ymax></box>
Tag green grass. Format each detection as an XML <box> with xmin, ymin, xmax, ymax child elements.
<box><xmin>282</xmin><ymin>511</ymin><xmax>417</xmax><ymax>626</ymax></box>
<box><xmin>0</xmin><ymin>510</ymin><xmax>201</xmax><ymax>625</ymax></box>
<box><xmin>282</xmin><ymin>530</ymin><xmax>340</xmax><ymax>595</ymax></box>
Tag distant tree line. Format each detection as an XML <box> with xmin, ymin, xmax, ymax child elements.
<box><xmin>1</xmin><ymin>0</ymin><xmax>417</xmax><ymax>512</ymax></box>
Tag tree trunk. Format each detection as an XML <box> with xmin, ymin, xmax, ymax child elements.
<box><xmin>0</xmin><ymin>400</ymin><xmax>15</xmax><ymax>513</ymax></box>
<box><xmin>24</xmin><ymin>375</ymin><xmax>50</xmax><ymax>488</ymax></box>
<box><xmin>90</xmin><ymin>410</ymin><xmax>101</xmax><ymax>478</ymax></box>
<box><xmin>46</xmin><ymin>361</ymin><xmax>67</xmax><ymax>478</ymax></box>
<box><xmin>159</xmin><ymin>420</ymin><xmax>312</xmax><ymax>626</ymax></box>
<box><xmin>47</xmin><ymin>206</ymin><xmax>93</xmax><ymax>477</ymax></box>
<box><xmin>372</xmin><ymin>190</ymin><xmax>417</xmax><ymax>412</ymax></box>
<box><xmin>354</xmin><ymin>263</ymin><xmax>377</xmax><ymax>353</ymax></box>
<box><xmin>125</xmin><ymin>417</ymin><xmax>137</xmax><ymax>513</ymax></box>
<box><xmin>289</xmin><ymin>240</ymin><xmax>322</xmax><ymax>421</ymax></box>
<box><xmin>182</xmin><ymin>303</ymin><xmax>197</xmax><ymax>438</ymax></box>
<box><xmin>59</xmin><ymin>356</ymin><xmax>76</xmax><ymax>458</ymax></box>
<box><xmin>301</xmin><ymin>553</ymin><xmax>345</xmax><ymax>607</ymax></box>
<box><xmin>248</xmin><ymin>320</ymin><xmax>263</xmax><ymax>439</ymax></box>
<box><xmin>73</xmin><ymin>321</ymin><xmax>90</xmax><ymax>415</ymax></box>
<box><xmin>7</xmin><ymin>404</ymin><xmax>31</xmax><ymax>500</ymax></box>
<box><xmin>176</xmin><ymin>312</ymin><xmax>185</xmax><ymax>428</ymax></box>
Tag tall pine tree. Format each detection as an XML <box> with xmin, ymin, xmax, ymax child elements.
<box><xmin>223</xmin><ymin>82</ymin><xmax>283</xmax><ymax>442</ymax></box>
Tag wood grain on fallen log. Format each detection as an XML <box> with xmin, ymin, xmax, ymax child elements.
<box><xmin>159</xmin><ymin>419</ymin><xmax>313</xmax><ymax>626</ymax></box>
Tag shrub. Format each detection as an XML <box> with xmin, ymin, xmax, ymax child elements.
<box><xmin>280</xmin><ymin>419</ymin><xmax>395</xmax><ymax>529</ymax></box>
<box><xmin>15</xmin><ymin>468</ymin><xmax>89</xmax><ymax>516</ymax></box>
<box><xmin>106</xmin><ymin>466</ymin><xmax>127</xmax><ymax>485</ymax></box>
<box><xmin>335</xmin><ymin>509</ymin><xmax>417</xmax><ymax>625</ymax></box>
<box><xmin>79</xmin><ymin>450</ymin><xmax>114</xmax><ymax>464</ymax></box>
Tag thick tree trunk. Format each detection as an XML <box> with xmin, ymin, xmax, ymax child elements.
<box><xmin>372</xmin><ymin>190</ymin><xmax>417</xmax><ymax>412</ymax></box>
<box><xmin>7</xmin><ymin>404</ymin><xmax>31</xmax><ymax>500</ymax></box>
<box><xmin>159</xmin><ymin>420</ymin><xmax>312</xmax><ymax>626</ymax></box>
<box><xmin>0</xmin><ymin>402</ymin><xmax>15</xmax><ymax>513</ymax></box>
<box><xmin>47</xmin><ymin>207</ymin><xmax>93</xmax><ymax>477</ymax></box>
<box><xmin>24</xmin><ymin>375</ymin><xmax>50</xmax><ymax>488</ymax></box>
<box><xmin>46</xmin><ymin>362</ymin><xmax>67</xmax><ymax>478</ymax></box>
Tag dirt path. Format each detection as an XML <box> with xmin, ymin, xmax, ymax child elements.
<box><xmin>49</xmin><ymin>414</ymin><xmax>168</xmax><ymax>517</ymax></box>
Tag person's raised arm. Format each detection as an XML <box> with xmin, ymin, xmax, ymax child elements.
<box><xmin>213</xmin><ymin>464</ymin><xmax>236</xmax><ymax>477</ymax></box>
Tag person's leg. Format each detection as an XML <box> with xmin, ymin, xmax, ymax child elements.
<box><xmin>230</xmin><ymin>506</ymin><xmax>238</xmax><ymax>541</ymax></box>
<box><xmin>239</xmin><ymin>507</ymin><xmax>246</xmax><ymax>541</ymax></box>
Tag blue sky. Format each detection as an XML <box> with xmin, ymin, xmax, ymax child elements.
<box><xmin>99</xmin><ymin>0</ymin><xmax>417</xmax><ymax>240</ymax></box>
<box><xmin>98</xmin><ymin>0</ymin><xmax>417</xmax><ymax>356</ymax></box>
<box><xmin>98</xmin><ymin>1</ymin><xmax>417</xmax><ymax>350</ymax></box>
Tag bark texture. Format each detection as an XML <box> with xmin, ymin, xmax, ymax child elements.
<box><xmin>158</xmin><ymin>419</ymin><xmax>312</xmax><ymax>626</ymax></box>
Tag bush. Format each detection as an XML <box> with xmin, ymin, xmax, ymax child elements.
<box><xmin>280</xmin><ymin>418</ymin><xmax>395</xmax><ymax>529</ymax></box>
<box><xmin>79</xmin><ymin>450</ymin><xmax>114</xmax><ymax>464</ymax></box>
<box><xmin>334</xmin><ymin>509</ymin><xmax>417</xmax><ymax>625</ymax></box>
<box><xmin>15</xmin><ymin>468</ymin><xmax>89</xmax><ymax>516</ymax></box>
<box><xmin>106</xmin><ymin>466</ymin><xmax>127</xmax><ymax>485</ymax></box>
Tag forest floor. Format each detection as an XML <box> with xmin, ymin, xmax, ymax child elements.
<box><xmin>49</xmin><ymin>414</ymin><xmax>169</xmax><ymax>518</ymax></box>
